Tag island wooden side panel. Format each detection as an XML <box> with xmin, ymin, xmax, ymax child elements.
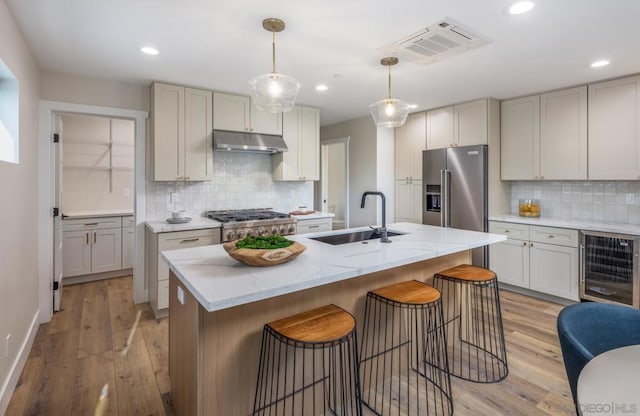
<box><xmin>192</xmin><ymin>250</ymin><xmax>470</xmax><ymax>415</ymax></box>
<box><xmin>168</xmin><ymin>273</ymin><xmax>202</xmax><ymax>416</ymax></box>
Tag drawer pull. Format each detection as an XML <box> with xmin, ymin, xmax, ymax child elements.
<box><xmin>308</xmin><ymin>225</ymin><xmax>320</xmax><ymax>229</ymax></box>
<box><xmin>84</xmin><ymin>223</ymin><xmax>99</xmax><ymax>226</ymax></box>
<box><xmin>180</xmin><ymin>238</ymin><xmax>200</xmax><ymax>243</ymax></box>
<box><xmin>548</xmin><ymin>235</ymin><xmax>554</xmax><ymax>238</ymax></box>
<box><xmin>504</xmin><ymin>230</ymin><xmax>510</xmax><ymax>233</ymax></box>
<box><xmin>523</xmin><ymin>242</ymin><xmax>527</xmax><ymax>246</ymax></box>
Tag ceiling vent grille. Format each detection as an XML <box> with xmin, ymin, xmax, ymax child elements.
<box><xmin>379</xmin><ymin>18</ymin><xmax>492</xmax><ymax>65</ymax></box>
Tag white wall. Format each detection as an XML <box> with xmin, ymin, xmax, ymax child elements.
<box><xmin>320</xmin><ymin>116</ymin><xmax>378</xmax><ymax>227</ymax></box>
<box><xmin>40</xmin><ymin>70</ymin><xmax>149</xmax><ymax>111</ymax></box>
<box><xmin>61</xmin><ymin>114</ymin><xmax>134</xmax><ymax>212</ymax></box>
<box><xmin>146</xmin><ymin>152</ymin><xmax>314</xmax><ymax>221</ymax></box>
<box><xmin>0</xmin><ymin>0</ymin><xmax>41</xmax><ymax>412</ymax></box>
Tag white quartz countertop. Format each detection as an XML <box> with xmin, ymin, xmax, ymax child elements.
<box><xmin>63</xmin><ymin>210</ymin><xmax>133</xmax><ymax>219</ymax></box>
<box><xmin>489</xmin><ymin>214</ymin><xmax>640</xmax><ymax>236</ymax></box>
<box><xmin>161</xmin><ymin>223</ymin><xmax>506</xmax><ymax>313</ymax></box>
<box><xmin>145</xmin><ymin>217</ymin><xmax>223</xmax><ymax>233</ymax></box>
<box><xmin>291</xmin><ymin>211</ymin><xmax>335</xmax><ymax>220</ymax></box>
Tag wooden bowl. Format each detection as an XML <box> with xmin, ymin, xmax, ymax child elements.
<box><xmin>223</xmin><ymin>240</ymin><xmax>306</xmax><ymax>267</ymax></box>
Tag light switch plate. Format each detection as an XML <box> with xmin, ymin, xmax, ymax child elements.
<box><xmin>177</xmin><ymin>285</ymin><xmax>185</xmax><ymax>305</ymax></box>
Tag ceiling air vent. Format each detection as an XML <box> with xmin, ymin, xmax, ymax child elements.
<box><xmin>379</xmin><ymin>18</ymin><xmax>492</xmax><ymax>65</ymax></box>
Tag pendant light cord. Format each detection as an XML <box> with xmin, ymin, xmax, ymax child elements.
<box><xmin>272</xmin><ymin>29</ymin><xmax>277</xmax><ymax>74</ymax></box>
<box><xmin>387</xmin><ymin>64</ymin><xmax>392</xmax><ymax>102</ymax></box>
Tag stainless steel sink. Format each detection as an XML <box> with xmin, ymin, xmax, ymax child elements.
<box><xmin>309</xmin><ymin>230</ymin><xmax>406</xmax><ymax>245</ymax></box>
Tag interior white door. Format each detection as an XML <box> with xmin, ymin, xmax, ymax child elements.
<box><xmin>53</xmin><ymin>114</ymin><xmax>64</xmax><ymax>311</ymax></box>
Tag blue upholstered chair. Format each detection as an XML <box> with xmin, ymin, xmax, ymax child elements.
<box><xmin>557</xmin><ymin>302</ymin><xmax>640</xmax><ymax>412</ymax></box>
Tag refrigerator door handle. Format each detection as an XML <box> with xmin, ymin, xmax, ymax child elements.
<box><xmin>443</xmin><ymin>169</ymin><xmax>451</xmax><ymax>227</ymax></box>
<box><xmin>440</xmin><ymin>169</ymin><xmax>445</xmax><ymax>227</ymax></box>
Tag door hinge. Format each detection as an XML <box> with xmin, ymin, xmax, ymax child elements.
<box><xmin>53</xmin><ymin>207</ymin><xmax>59</xmax><ymax>217</ymax></box>
<box><xmin>53</xmin><ymin>133</ymin><xmax>60</xmax><ymax>143</ymax></box>
<box><xmin>53</xmin><ymin>281</ymin><xmax>59</xmax><ymax>291</ymax></box>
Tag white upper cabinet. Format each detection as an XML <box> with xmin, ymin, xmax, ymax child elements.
<box><xmin>455</xmin><ymin>99</ymin><xmax>488</xmax><ymax>147</ymax></box>
<box><xmin>427</xmin><ymin>106</ymin><xmax>454</xmax><ymax>149</ymax></box>
<box><xmin>427</xmin><ymin>99</ymin><xmax>488</xmax><ymax>150</ymax></box>
<box><xmin>272</xmin><ymin>105</ymin><xmax>319</xmax><ymax>181</ymax></box>
<box><xmin>588</xmin><ymin>76</ymin><xmax>640</xmax><ymax>180</ymax></box>
<box><xmin>151</xmin><ymin>82</ymin><xmax>212</xmax><ymax>181</ymax></box>
<box><xmin>540</xmin><ymin>86</ymin><xmax>588</xmax><ymax>180</ymax></box>
<box><xmin>501</xmin><ymin>95</ymin><xmax>540</xmax><ymax>180</ymax></box>
<box><xmin>213</xmin><ymin>92</ymin><xmax>282</xmax><ymax>135</ymax></box>
<box><xmin>395</xmin><ymin>112</ymin><xmax>426</xmax><ymax>180</ymax></box>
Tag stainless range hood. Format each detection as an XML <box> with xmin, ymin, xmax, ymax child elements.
<box><xmin>213</xmin><ymin>130</ymin><xmax>288</xmax><ymax>154</ymax></box>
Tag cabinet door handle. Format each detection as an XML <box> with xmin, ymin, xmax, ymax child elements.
<box><xmin>86</xmin><ymin>232</ymin><xmax>89</xmax><ymax>244</ymax></box>
<box><xmin>180</xmin><ymin>238</ymin><xmax>200</xmax><ymax>243</ymax></box>
<box><xmin>530</xmin><ymin>242</ymin><xmax>534</xmax><ymax>247</ymax></box>
<box><xmin>308</xmin><ymin>225</ymin><xmax>320</xmax><ymax>229</ymax></box>
<box><xmin>94</xmin><ymin>232</ymin><xmax>97</xmax><ymax>244</ymax></box>
<box><xmin>523</xmin><ymin>242</ymin><xmax>527</xmax><ymax>246</ymax></box>
<box><xmin>84</xmin><ymin>222</ymin><xmax>98</xmax><ymax>226</ymax></box>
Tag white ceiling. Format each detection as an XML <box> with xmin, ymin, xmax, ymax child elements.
<box><xmin>6</xmin><ymin>0</ymin><xmax>640</xmax><ymax>126</ymax></box>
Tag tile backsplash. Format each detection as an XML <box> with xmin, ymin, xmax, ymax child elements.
<box><xmin>511</xmin><ymin>181</ymin><xmax>640</xmax><ymax>224</ymax></box>
<box><xmin>146</xmin><ymin>152</ymin><xmax>314</xmax><ymax>221</ymax></box>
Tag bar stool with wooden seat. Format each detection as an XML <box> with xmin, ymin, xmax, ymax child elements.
<box><xmin>252</xmin><ymin>304</ymin><xmax>362</xmax><ymax>415</ymax></box>
<box><xmin>359</xmin><ymin>280</ymin><xmax>453</xmax><ymax>416</ymax></box>
<box><xmin>433</xmin><ymin>264</ymin><xmax>508</xmax><ymax>383</ymax></box>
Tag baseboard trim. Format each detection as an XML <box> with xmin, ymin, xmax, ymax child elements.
<box><xmin>64</xmin><ymin>268</ymin><xmax>133</xmax><ymax>286</ymax></box>
<box><xmin>499</xmin><ymin>283</ymin><xmax>576</xmax><ymax>306</ymax></box>
<box><xmin>0</xmin><ymin>310</ymin><xmax>40</xmax><ymax>415</ymax></box>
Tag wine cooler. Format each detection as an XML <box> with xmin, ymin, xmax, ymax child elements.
<box><xmin>580</xmin><ymin>230</ymin><xmax>640</xmax><ymax>308</ymax></box>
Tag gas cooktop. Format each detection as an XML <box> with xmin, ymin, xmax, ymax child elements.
<box><xmin>205</xmin><ymin>208</ymin><xmax>290</xmax><ymax>223</ymax></box>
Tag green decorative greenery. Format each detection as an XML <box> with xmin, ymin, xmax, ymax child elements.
<box><xmin>236</xmin><ymin>235</ymin><xmax>294</xmax><ymax>250</ymax></box>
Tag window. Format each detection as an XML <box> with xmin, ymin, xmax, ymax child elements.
<box><xmin>0</xmin><ymin>59</ymin><xmax>19</xmax><ymax>164</ymax></box>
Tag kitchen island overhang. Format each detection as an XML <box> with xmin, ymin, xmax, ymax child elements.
<box><xmin>162</xmin><ymin>223</ymin><xmax>506</xmax><ymax>415</ymax></box>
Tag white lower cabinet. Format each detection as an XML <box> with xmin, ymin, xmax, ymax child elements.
<box><xmin>62</xmin><ymin>216</ymin><xmax>128</xmax><ymax>278</ymax></box>
<box><xmin>147</xmin><ymin>227</ymin><xmax>221</xmax><ymax>316</ymax></box>
<box><xmin>395</xmin><ymin>180</ymin><xmax>423</xmax><ymax>224</ymax></box>
<box><xmin>122</xmin><ymin>226</ymin><xmax>135</xmax><ymax>269</ymax></box>
<box><xmin>296</xmin><ymin>217</ymin><xmax>333</xmax><ymax>234</ymax></box>
<box><xmin>489</xmin><ymin>221</ymin><xmax>579</xmax><ymax>301</ymax></box>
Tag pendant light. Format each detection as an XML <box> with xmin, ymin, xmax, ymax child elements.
<box><xmin>369</xmin><ymin>57</ymin><xmax>409</xmax><ymax>128</ymax></box>
<box><xmin>249</xmin><ymin>18</ymin><xmax>300</xmax><ymax>113</ymax></box>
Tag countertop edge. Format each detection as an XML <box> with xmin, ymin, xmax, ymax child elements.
<box><xmin>145</xmin><ymin>219</ymin><xmax>223</xmax><ymax>233</ymax></box>
<box><xmin>63</xmin><ymin>211</ymin><xmax>134</xmax><ymax>219</ymax></box>
<box><xmin>489</xmin><ymin>215</ymin><xmax>640</xmax><ymax>235</ymax></box>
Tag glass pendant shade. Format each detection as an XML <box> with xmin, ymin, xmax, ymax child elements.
<box><xmin>249</xmin><ymin>72</ymin><xmax>300</xmax><ymax>113</ymax></box>
<box><xmin>369</xmin><ymin>98</ymin><xmax>410</xmax><ymax>128</ymax></box>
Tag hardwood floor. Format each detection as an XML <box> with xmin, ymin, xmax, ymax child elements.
<box><xmin>6</xmin><ymin>277</ymin><xmax>574</xmax><ymax>415</ymax></box>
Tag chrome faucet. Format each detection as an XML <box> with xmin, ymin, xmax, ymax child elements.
<box><xmin>361</xmin><ymin>191</ymin><xmax>391</xmax><ymax>243</ymax></box>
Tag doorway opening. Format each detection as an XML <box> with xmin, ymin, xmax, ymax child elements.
<box><xmin>38</xmin><ymin>101</ymin><xmax>148</xmax><ymax>323</ymax></box>
<box><xmin>321</xmin><ymin>137</ymin><xmax>349</xmax><ymax>230</ymax></box>
<box><xmin>51</xmin><ymin>112</ymin><xmax>136</xmax><ymax>310</ymax></box>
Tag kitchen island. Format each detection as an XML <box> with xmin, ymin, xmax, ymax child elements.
<box><xmin>162</xmin><ymin>222</ymin><xmax>505</xmax><ymax>415</ymax></box>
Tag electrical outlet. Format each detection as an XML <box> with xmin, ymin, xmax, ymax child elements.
<box><xmin>4</xmin><ymin>334</ymin><xmax>10</xmax><ymax>358</ymax></box>
<box><xmin>170</xmin><ymin>192</ymin><xmax>180</xmax><ymax>203</ymax></box>
<box><xmin>626</xmin><ymin>193</ymin><xmax>635</xmax><ymax>205</ymax></box>
<box><xmin>177</xmin><ymin>285</ymin><xmax>185</xmax><ymax>305</ymax></box>
<box><xmin>123</xmin><ymin>188</ymin><xmax>130</xmax><ymax>197</ymax></box>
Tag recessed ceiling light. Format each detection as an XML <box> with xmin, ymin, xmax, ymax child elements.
<box><xmin>590</xmin><ymin>59</ymin><xmax>610</xmax><ymax>68</ymax></box>
<box><xmin>508</xmin><ymin>1</ymin><xmax>534</xmax><ymax>15</ymax></box>
<box><xmin>408</xmin><ymin>104</ymin><xmax>418</xmax><ymax>109</ymax></box>
<box><xmin>315</xmin><ymin>84</ymin><xmax>328</xmax><ymax>92</ymax></box>
<box><xmin>140</xmin><ymin>46</ymin><xmax>159</xmax><ymax>56</ymax></box>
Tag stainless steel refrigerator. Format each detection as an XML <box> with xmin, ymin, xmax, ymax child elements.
<box><xmin>423</xmin><ymin>145</ymin><xmax>488</xmax><ymax>267</ymax></box>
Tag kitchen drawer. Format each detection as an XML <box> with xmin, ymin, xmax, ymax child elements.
<box><xmin>157</xmin><ymin>280</ymin><xmax>169</xmax><ymax>310</ymax></box>
<box><xmin>297</xmin><ymin>218</ymin><xmax>332</xmax><ymax>234</ymax></box>
<box><xmin>123</xmin><ymin>216</ymin><xmax>135</xmax><ymax>227</ymax></box>
<box><xmin>63</xmin><ymin>216</ymin><xmax>122</xmax><ymax>231</ymax></box>
<box><xmin>489</xmin><ymin>221</ymin><xmax>529</xmax><ymax>241</ymax></box>
<box><xmin>158</xmin><ymin>229</ymin><xmax>221</xmax><ymax>251</ymax></box>
<box><xmin>529</xmin><ymin>225</ymin><xmax>578</xmax><ymax>248</ymax></box>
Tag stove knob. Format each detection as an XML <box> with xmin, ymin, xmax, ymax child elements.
<box><xmin>279</xmin><ymin>225</ymin><xmax>287</xmax><ymax>234</ymax></box>
<box><xmin>246</xmin><ymin>230</ymin><xmax>256</xmax><ymax>237</ymax></box>
<box><xmin>271</xmin><ymin>226</ymin><xmax>279</xmax><ymax>235</ymax></box>
<box><xmin>225</xmin><ymin>230</ymin><xmax>236</xmax><ymax>241</ymax></box>
<box><xmin>237</xmin><ymin>230</ymin><xmax>245</xmax><ymax>239</ymax></box>
<box><xmin>258</xmin><ymin>227</ymin><xmax>268</xmax><ymax>236</ymax></box>
<box><xmin>288</xmin><ymin>224</ymin><xmax>296</xmax><ymax>234</ymax></box>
